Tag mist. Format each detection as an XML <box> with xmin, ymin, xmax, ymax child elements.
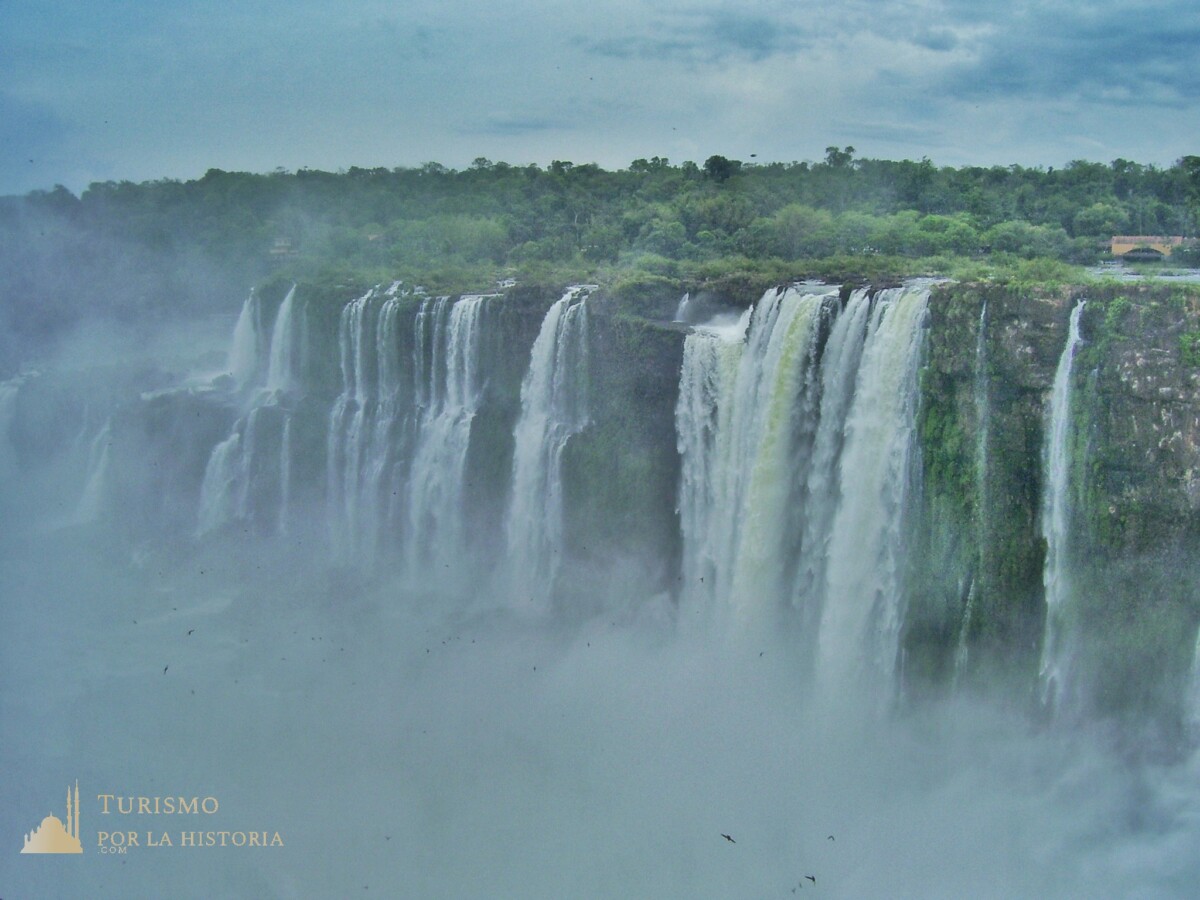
<box><xmin>4</xmin><ymin>526</ymin><xmax>1200</xmax><ymax>897</ymax></box>
<box><xmin>2</xmin><ymin>276</ymin><xmax>1200</xmax><ymax>900</ymax></box>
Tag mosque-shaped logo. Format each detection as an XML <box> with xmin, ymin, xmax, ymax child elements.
<box><xmin>21</xmin><ymin>781</ymin><xmax>83</xmax><ymax>854</ymax></box>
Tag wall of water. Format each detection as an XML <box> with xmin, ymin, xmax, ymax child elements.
<box><xmin>28</xmin><ymin>276</ymin><xmax>1199</xmax><ymax>732</ymax></box>
<box><xmin>504</xmin><ymin>286</ymin><xmax>592</xmax><ymax>610</ymax></box>
<box><xmin>675</xmin><ymin>284</ymin><xmax>929</xmax><ymax>703</ymax></box>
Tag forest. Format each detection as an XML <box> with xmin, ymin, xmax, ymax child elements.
<box><xmin>2</xmin><ymin>149</ymin><xmax>1199</xmax><ymax>371</ymax></box>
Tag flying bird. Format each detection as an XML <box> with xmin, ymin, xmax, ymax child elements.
<box><xmin>805</xmin><ymin>875</ymin><xmax>816</xmax><ymax>883</ymax></box>
<box><xmin>827</xmin><ymin>835</ymin><xmax>835</xmax><ymax>841</ymax></box>
<box><xmin>721</xmin><ymin>833</ymin><xmax>735</xmax><ymax>843</ymax></box>
<box><xmin>187</xmin><ymin>629</ymin><xmax>194</xmax><ymax>635</ymax></box>
<box><xmin>162</xmin><ymin>665</ymin><xmax>169</xmax><ymax>674</ymax></box>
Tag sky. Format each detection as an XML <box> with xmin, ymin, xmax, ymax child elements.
<box><xmin>2</xmin><ymin>0</ymin><xmax>1199</xmax><ymax>195</ymax></box>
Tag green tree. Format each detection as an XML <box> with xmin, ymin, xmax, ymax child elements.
<box><xmin>703</xmin><ymin>155</ymin><xmax>742</xmax><ymax>183</ymax></box>
<box><xmin>824</xmin><ymin>146</ymin><xmax>856</xmax><ymax>168</ymax></box>
<box><xmin>1072</xmin><ymin>202</ymin><xmax>1128</xmax><ymax>238</ymax></box>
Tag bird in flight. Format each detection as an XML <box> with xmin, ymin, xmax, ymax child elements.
<box><xmin>805</xmin><ymin>875</ymin><xmax>816</xmax><ymax>883</ymax></box>
<box><xmin>721</xmin><ymin>833</ymin><xmax>735</xmax><ymax>843</ymax></box>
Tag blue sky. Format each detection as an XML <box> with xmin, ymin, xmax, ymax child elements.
<box><xmin>3</xmin><ymin>0</ymin><xmax>1199</xmax><ymax>195</ymax></box>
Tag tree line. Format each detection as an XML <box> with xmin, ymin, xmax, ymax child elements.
<box><xmin>2</xmin><ymin>149</ymin><xmax>1198</xmax><ymax>370</ymax></box>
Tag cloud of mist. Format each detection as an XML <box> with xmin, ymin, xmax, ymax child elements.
<box><xmin>2</xmin><ymin>497</ymin><xmax>1200</xmax><ymax>897</ymax></box>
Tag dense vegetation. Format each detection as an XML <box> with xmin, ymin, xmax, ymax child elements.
<box><xmin>2</xmin><ymin>149</ymin><xmax>1199</xmax><ymax>371</ymax></box>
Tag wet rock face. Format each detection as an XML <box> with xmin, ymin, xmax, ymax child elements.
<box><xmin>1113</xmin><ymin>347</ymin><xmax>1195</xmax><ymax>402</ymax></box>
<box><xmin>1080</xmin><ymin>288</ymin><xmax>1200</xmax><ymax>550</ymax></box>
<box><xmin>561</xmin><ymin>307</ymin><xmax>686</xmax><ymax>602</ymax></box>
<box><xmin>1055</xmin><ymin>288</ymin><xmax>1200</xmax><ymax>732</ymax></box>
<box><xmin>993</xmin><ymin>293</ymin><xmax>1068</xmax><ymax>392</ymax></box>
<box><xmin>921</xmin><ymin>281</ymin><xmax>1200</xmax><ymax>561</ymax></box>
<box><xmin>107</xmin><ymin>387</ymin><xmax>235</xmax><ymax>537</ymax></box>
<box><xmin>8</xmin><ymin>366</ymin><xmax>175</xmax><ymax>467</ymax></box>
<box><xmin>908</xmin><ymin>283</ymin><xmax>1072</xmax><ymax>691</ymax></box>
<box><xmin>911</xmin><ymin>281</ymin><xmax>1200</xmax><ymax>726</ymax></box>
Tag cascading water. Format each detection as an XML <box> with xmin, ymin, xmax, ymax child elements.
<box><xmin>327</xmin><ymin>289</ymin><xmax>385</xmax><ymax>559</ymax></box>
<box><xmin>265</xmin><ymin>284</ymin><xmax>298</xmax><ymax>394</ymax></box>
<box><xmin>722</xmin><ymin>286</ymin><xmax>832</xmax><ymax>622</ymax></box>
<box><xmin>73</xmin><ymin>420</ymin><xmax>113</xmax><ymax>524</ymax></box>
<box><xmin>673</xmin><ymin>292</ymin><xmax>692</xmax><ymax>323</ymax></box>
<box><xmin>404</xmin><ymin>294</ymin><xmax>490</xmax><ymax>583</ymax></box>
<box><xmin>677</xmin><ymin>285</ymin><xmax>836</xmax><ymax>622</ymax></box>
<box><xmin>504</xmin><ymin>286</ymin><xmax>592</xmax><ymax>610</ymax></box>
<box><xmin>791</xmin><ymin>288</ymin><xmax>872</xmax><ymax>631</ymax></box>
<box><xmin>197</xmin><ymin>403</ymin><xmax>288</xmax><ymax>536</ymax></box>
<box><xmin>0</xmin><ymin>375</ymin><xmax>24</xmax><ymax>479</ymax></box>
<box><xmin>229</xmin><ymin>289</ymin><xmax>268</xmax><ymax>388</ymax></box>
<box><xmin>676</xmin><ymin>309</ymin><xmax>751</xmax><ymax>610</ymax></box>
<box><xmin>1039</xmin><ymin>300</ymin><xmax>1086</xmax><ymax>715</ymax></box>
<box><xmin>676</xmin><ymin>283</ymin><xmax>929</xmax><ymax>700</ymax></box>
<box><xmin>816</xmin><ymin>286</ymin><xmax>928</xmax><ymax>699</ymax></box>
<box><xmin>197</xmin><ymin>431</ymin><xmax>247</xmax><ymax>535</ymax></box>
<box><xmin>361</xmin><ymin>292</ymin><xmax>415</xmax><ymax>555</ymax></box>
<box><xmin>277</xmin><ymin>416</ymin><xmax>292</xmax><ymax>534</ymax></box>
<box><xmin>199</xmin><ymin>286</ymin><xmax>304</xmax><ymax>536</ymax></box>
<box><xmin>323</xmin><ymin>286</ymin><xmax>508</xmax><ymax>575</ymax></box>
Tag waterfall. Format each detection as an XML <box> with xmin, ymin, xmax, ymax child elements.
<box><xmin>816</xmin><ymin>285</ymin><xmax>928</xmax><ymax>699</ymax></box>
<box><xmin>197</xmin><ymin>431</ymin><xmax>246</xmax><ymax>535</ymax></box>
<box><xmin>278</xmin><ymin>415</ymin><xmax>292</xmax><ymax>534</ymax></box>
<box><xmin>324</xmin><ymin>287</ymin><xmax>499</xmax><ymax>570</ymax></box>
<box><xmin>363</xmin><ymin>294</ymin><xmax>414</xmax><ymax>554</ymax></box>
<box><xmin>196</xmin><ymin>406</ymin><xmax>281</xmax><ymax>536</ymax></box>
<box><xmin>327</xmin><ymin>289</ymin><xmax>385</xmax><ymax>559</ymax></box>
<box><xmin>1039</xmin><ymin>300</ymin><xmax>1087</xmax><ymax>715</ymax></box>
<box><xmin>676</xmin><ymin>282</ymin><xmax>929</xmax><ymax>698</ymax></box>
<box><xmin>0</xmin><ymin>375</ymin><xmax>23</xmax><ymax>479</ymax></box>
<box><xmin>73</xmin><ymin>420</ymin><xmax>113</xmax><ymax>523</ymax></box>
<box><xmin>504</xmin><ymin>286</ymin><xmax>592</xmax><ymax>610</ymax></box>
<box><xmin>404</xmin><ymin>295</ymin><xmax>490</xmax><ymax>582</ymax></box>
<box><xmin>675</xmin><ymin>284</ymin><xmax>838</xmax><ymax>622</ymax></box>
<box><xmin>200</xmin><ymin>284</ymin><xmax>303</xmax><ymax>538</ymax></box>
<box><xmin>673</xmin><ymin>292</ymin><xmax>692</xmax><ymax>323</ymax></box>
<box><xmin>791</xmin><ymin>288</ymin><xmax>872</xmax><ymax>631</ymax></box>
<box><xmin>676</xmin><ymin>309</ymin><xmax>751</xmax><ymax>610</ymax></box>
<box><xmin>229</xmin><ymin>289</ymin><xmax>267</xmax><ymax>388</ymax></box>
<box><xmin>265</xmin><ymin>284</ymin><xmax>299</xmax><ymax>393</ymax></box>
<box><xmin>721</xmin><ymin>286</ymin><xmax>831</xmax><ymax>621</ymax></box>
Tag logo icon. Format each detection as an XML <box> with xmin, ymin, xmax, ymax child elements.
<box><xmin>21</xmin><ymin>781</ymin><xmax>83</xmax><ymax>854</ymax></box>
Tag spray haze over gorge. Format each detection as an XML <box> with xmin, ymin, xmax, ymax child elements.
<box><xmin>4</xmin><ymin>159</ymin><xmax>1200</xmax><ymax>897</ymax></box>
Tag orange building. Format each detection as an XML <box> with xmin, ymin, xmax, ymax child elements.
<box><xmin>1109</xmin><ymin>235</ymin><xmax>1186</xmax><ymax>259</ymax></box>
